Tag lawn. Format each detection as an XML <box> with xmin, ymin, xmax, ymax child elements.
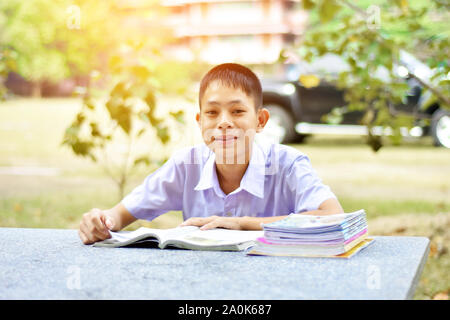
<box><xmin>0</xmin><ymin>98</ymin><xmax>448</xmax><ymax>299</ymax></box>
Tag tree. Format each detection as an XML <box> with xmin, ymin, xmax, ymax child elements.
<box><xmin>288</xmin><ymin>0</ymin><xmax>449</xmax><ymax>151</ymax></box>
<box><xmin>55</xmin><ymin>1</ymin><xmax>193</xmax><ymax>200</ymax></box>
<box><xmin>0</xmin><ymin>1</ymin><xmax>71</xmax><ymax>96</ymax></box>
<box><xmin>0</xmin><ymin>47</ymin><xmax>16</xmax><ymax>99</ymax></box>
<box><xmin>0</xmin><ymin>0</ymin><xmax>155</xmax><ymax>96</ymax></box>
<box><xmin>62</xmin><ymin>51</ymin><xmax>186</xmax><ymax>200</ymax></box>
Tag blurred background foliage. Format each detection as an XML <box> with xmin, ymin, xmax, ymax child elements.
<box><xmin>0</xmin><ymin>0</ymin><xmax>209</xmax><ymax>98</ymax></box>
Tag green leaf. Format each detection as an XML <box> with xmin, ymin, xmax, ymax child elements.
<box><xmin>374</xmin><ymin>107</ymin><xmax>391</xmax><ymax>126</ymax></box>
<box><xmin>148</xmin><ymin>113</ymin><xmax>162</xmax><ymax>127</ymax></box>
<box><xmin>321</xmin><ymin>106</ymin><xmax>345</xmax><ymax>125</ymax></box>
<box><xmin>143</xmin><ymin>92</ymin><xmax>162</xmax><ymax>127</ymax></box>
<box><xmin>106</xmin><ymin>98</ymin><xmax>119</xmax><ymax>119</ymax></box>
<box><xmin>105</xmin><ymin>97</ymin><xmax>132</xmax><ymax>134</ymax></box>
<box><xmin>131</xmin><ymin>65</ymin><xmax>151</xmax><ymax>81</ymax></box>
<box><xmin>337</xmin><ymin>71</ymin><xmax>349</xmax><ymax>88</ymax></box>
<box><xmin>76</xmin><ymin>112</ymin><xmax>86</xmax><ymax>125</ymax></box>
<box><xmin>302</xmin><ymin>0</ymin><xmax>316</xmax><ymax>10</ymax></box>
<box><xmin>71</xmin><ymin>140</ymin><xmax>95</xmax><ymax>157</ymax></box>
<box><xmin>408</xmin><ymin>21</ymin><xmax>422</xmax><ymax>32</ymax></box>
<box><xmin>83</xmin><ymin>97</ymin><xmax>95</xmax><ymax>110</ymax></box>
<box><xmin>156</xmin><ymin>126</ymin><xmax>170</xmax><ymax>144</ymax></box>
<box><xmin>134</xmin><ymin>156</ymin><xmax>151</xmax><ymax>166</ymax></box>
<box><xmin>89</xmin><ymin>122</ymin><xmax>101</xmax><ymax>137</ymax></box>
<box><xmin>64</xmin><ymin>124</ymin><xmax>80</xmax><ymax>139</ymax></box>
<box><xmin>88</xmin><ymin>153</ymin><xmax>97</xmax><ymax>162</ymax></box>
<box><xmin>394</xmin><ymin>0</ymin><xmax>409</xmax><ymax>13</ymax></box>
<box><xmin>169</xmin><ymin>110</ymin><xmax>185</xmax><ymax>124</ymax></box>
<box><xmin>144</xmin><ymin>92</ymin><xmax>156</xmax><ymax>110</ymax></box>
<box><xmin>318</xmin><ymin>0</ymin><xmax>342</xmax><ymax>23</ymax></box>
<box><xmin>110</xmin><ymin>82</ymin><xmax>130</xmax><ymax>99</ymax></box>
<box><xmin>117</xmin><ymin>105</ymin><xmax>132</xmax><ymax>134</ymax></box>
<box><xmin>136</xmin><ymin>128</ymin><xmax>146</xmax><ymax>138</ymax></box>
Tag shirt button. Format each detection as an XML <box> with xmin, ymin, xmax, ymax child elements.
<box><xmin>225</xmin><ymin>212</ymin><xmax>233</xmax><ymax>217</ymax></box>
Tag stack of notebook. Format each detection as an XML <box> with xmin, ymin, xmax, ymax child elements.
<box><xmin>246</xmin><ymin>209</ymin><xmax>374</xmax><ymax>258</ymax></box>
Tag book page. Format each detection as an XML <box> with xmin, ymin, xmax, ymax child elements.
<box><xmin>157</xmin><ymin>226</ymin><xmax>200</xmax><ymax>243</ymax></box>
<box><xmin>107</xmin><ymin>227</ymin><xmax>168</xmax><ymax>243</ymax></box>
<box><xmin>163</xmin><ymin>228</ymin><xmax>264</xmax><ymax>247</ymax></box>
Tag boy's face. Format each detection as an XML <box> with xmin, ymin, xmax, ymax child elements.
<box><xmin>196</xmin><ymin>80</ymin><xmax>269</xmax><ymax>164</ymax></box>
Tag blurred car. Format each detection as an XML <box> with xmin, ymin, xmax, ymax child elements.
<box><xmin>259</xmin><ymin>52</ymin><xmax>450</xmax><ymax>148</ymax></box>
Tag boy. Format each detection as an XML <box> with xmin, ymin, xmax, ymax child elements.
<box><xmin>78</xmin><ymin>63</ymin><xmax>343</xmax><ymax>245</ymax></box>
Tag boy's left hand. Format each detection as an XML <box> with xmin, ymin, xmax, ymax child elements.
<box><xmin>179</xmin><ymin>216</ymin><xmax>242</xmax><ymax>231</ymax></box>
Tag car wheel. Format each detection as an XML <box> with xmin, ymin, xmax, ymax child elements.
<box><xmin>260</xmin><ymin>104</ymin><xmax>297</xmax><ymax>144</ymax></box>
<box><xmin>431</xmin><ymin>109</ymin><xmax>450</xmax><ymax>148</ymax></box>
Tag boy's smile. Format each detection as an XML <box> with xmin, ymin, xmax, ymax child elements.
<box><xmin>196</xmin><ymin>80</ymin><xmax>269</xmax><ymax>165</ymax></box>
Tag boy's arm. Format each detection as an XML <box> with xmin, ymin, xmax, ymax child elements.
<box><xmin>240</xmin><ymin>198</ymin><xmax>343</xmax><ymax>229</ymax></box>
<box><xmin>104</xmin><ymin>203</ymin><xmax>137</xmax><ymax>231</ymax></box>
<box><xmin>181</xmin><ymin>198</ymin><xmax>344</xmax><ymax>231</ymax></box>
<box><xmin>296</xmin><ymin>197</ymin><xmax>344</xmax><ymax>216</ymax></box>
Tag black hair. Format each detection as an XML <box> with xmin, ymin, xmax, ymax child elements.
<box><xmin>199</xmin><ymin>63</ymin><xmax>262</xmax><ymax>111</ymax></box>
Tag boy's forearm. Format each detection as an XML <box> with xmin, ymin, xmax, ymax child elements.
<box><xmin>239</xmin><ymin>200</ymin><xmax>344</xmax><ymax>230</ymax></box>
<box><xmin>239</xmin><ymin>210</ymin><xmax>336</xmax><ymax>230</ymax></box>
<box><xmin>104</xmin><ymin>203</ymin><xmax>137</xmax><ymax>231</ymax></box>
<box><xmin>239</xmin><ymin>215</ymin><xmax>288</xmax><ymax>230</ymax></box>
<box><xmin>303</xmin><ymin>198</ymin><xmax>344</xmax><ymax>216</ymax></box>
<box><xmin>297</xmin><ymin>209</ymin><xmax>342</xmax><ymax>216</ymax></box>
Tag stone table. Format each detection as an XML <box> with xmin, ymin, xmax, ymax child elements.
<box><xmin>0</xmin><ymin>227</ymin><xmax>430</xmax><ymax>300</ymax></box>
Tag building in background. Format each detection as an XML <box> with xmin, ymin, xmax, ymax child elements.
<box><xmin>161</xmin><ymin>0</ymin><xmax>308</xmax><ymax>65</ymax></box>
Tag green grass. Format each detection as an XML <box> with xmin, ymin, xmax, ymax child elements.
<box><xmin>340</xmin><ymin>198</ymin><xmax>449</xmax><ymax>218</ymax></box>
<box><xmin>368</xmin><ymin>212</ymin><xmax>450</xmax><ymax>300</ymax></box>
<box><xmin>0</xmin><ymin>186</ymin><xmax>117</xmax><ymax>229</ymax></box>
<box><xmin>0</xmin><ymin>98</ymin><xmax>449</xmax><ymax>299</ymax></box>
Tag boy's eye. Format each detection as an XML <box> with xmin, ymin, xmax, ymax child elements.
<box><xmin>204</xmin><ymin>110</ymin><xmax>244</xmax><ymax>115</ymax></box>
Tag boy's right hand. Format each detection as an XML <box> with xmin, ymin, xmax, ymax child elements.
<box><xmin>78</xmin><ymin>208</ymin><xmax>115</xmax><ymax>245</ymax></box>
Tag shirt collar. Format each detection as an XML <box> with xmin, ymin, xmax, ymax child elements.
<box><xmin>194</xmin><ymin>141</ymin><xmax>267</xmax><ymax>198</ymax></box>
<box><xmin>194</xmin><ymin>148</ymin><xmax>217</xmax><ymax>193</ymax></box>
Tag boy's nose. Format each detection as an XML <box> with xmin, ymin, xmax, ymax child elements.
<box><xmin>217</xmin><ymin>114</ymin><xmax>233</xmax><ymax>129</ymax></box>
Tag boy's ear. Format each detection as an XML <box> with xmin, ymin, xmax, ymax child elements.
<box><xmin>256</xmin><ymin>108</ymin><xmax>270</xmax><ymax>133</ymax></box>
<box><xmin>196</xmin><ymin>112</ymin><xmax>201</xmax><ymax>127</ymax></box>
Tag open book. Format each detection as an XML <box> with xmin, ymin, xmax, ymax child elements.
<box><xmin>93</xmin><ymin>226</ymin><xmax>264</xmax><ymax>251</ymax></box>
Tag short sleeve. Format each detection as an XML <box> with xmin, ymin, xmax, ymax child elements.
<box><xmin>121</xmin><ymin>157</ymin><xmax>185</xmax><ymax>221</ymax></box>
<box><xmin>285</xmin><ymin>155</ymin><xmax>337</xmax><ymax>213</ymax></box>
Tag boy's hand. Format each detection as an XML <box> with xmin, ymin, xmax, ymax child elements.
<box><xmin>78</xmin><ymin>208</ymin><xmax>116</xmax><ymax>244</ymax></box>
<box><xmin>180</xmin><ymin>216</ymin><xmax>243</xmax><ymax>231</ymax></box>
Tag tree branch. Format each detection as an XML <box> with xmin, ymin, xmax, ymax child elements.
<box><xmin>337</xmin><ymin>0</ymin><xmax>450</xmax><ymax>108</ymax></box>
<box><xmin>405</xmin><ymin>71</ymin><xmax>450</xmax><ymax>107</ymax></box>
